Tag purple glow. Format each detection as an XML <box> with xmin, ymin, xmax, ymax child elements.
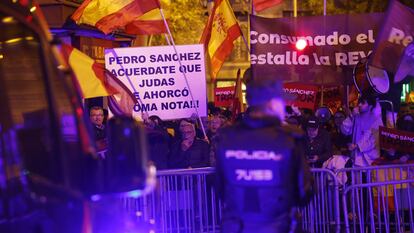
<box><xmin>123</xmin><ymin>128</ymin><xmax>131</xmax><ymax>137</ymax></box>
<box><xmin>91</xmin><ymin>194</ymin><xmax>101</xmax><ymax>201</ymax></box>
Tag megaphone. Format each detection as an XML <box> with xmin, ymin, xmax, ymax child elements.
<box><xmin>315</xmin><ymin>106</ymin><xmax>332</xmax><ymax>124</ymax></box>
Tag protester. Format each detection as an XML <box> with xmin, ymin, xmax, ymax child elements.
<box><xmin>144</xmin><ymin>115</ymin><xmax>171</xmax><ymax>170</ymax></box>
<box><xmin>215</xmin><ymin>79</ymin><xmax>313</xmax><ymax>233</ymax></box>
<box><xmin>168</xmin><ymin>119</ymin><xmax>210</xmax><ymax>169</ymax></box>
<box><xmin>207</xmin><ymin>114</ymin><xmax>226</xmax><ymax>166</ymax></box>
<box><xmin>331</xmin><ymin>110</ymin><xmax>352</xmax><ymax>157</ymax></box>
<box><xmin>89</xmin><ymin>106</ymin><xmax>107</xmax><ymax>152</ymax></box>
<box><xmin>207</xmin><ymin>114</ymin><xmax>225</xmax><ymax>142</ymax></box>
<box><xmin>341</xmin><ymin>94</ymin><xmax>383</xmax><ymax>167</ymax></box>
<box><xmin>303</xmin><ymin>116</ymin><xmax>333</xmax><ymax>168</ymax></box>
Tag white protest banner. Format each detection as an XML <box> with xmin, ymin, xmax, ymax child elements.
<box><xmin>105</xmin><ymin>44</ymin><xmax>207</xmax><ymax>121</ymax></box>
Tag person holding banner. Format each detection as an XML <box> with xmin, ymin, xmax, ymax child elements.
<box><xmin>214</xmin><ymin>79</ymin><xmax>313</xmax><ymax>233</ymax></box>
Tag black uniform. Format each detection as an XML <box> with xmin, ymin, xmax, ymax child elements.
<box><xmin>215</xmin><ymin>116</ymin><xmax>313</xmax><ymax>233</ymax></box>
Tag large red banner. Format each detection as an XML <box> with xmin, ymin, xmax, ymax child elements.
<box><xmin>379</xmin><ymin>126</ymin><xmax>414</xmax><ymax>154</ymax></box>
<box><xmin>214</xmin><ymin>86</ymin><xmax>235</xmax><ymax>107</ymax></box>
<box><xmin>283</xmin><ymin>83</ymin><xmax>318</xmax><ymax>110</ymax></box>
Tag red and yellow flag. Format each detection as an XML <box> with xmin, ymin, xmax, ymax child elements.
<box><xmin>60</xmin><ymin>44</ymin><xmax>137</xmax><ymax>116</ymax></box>
<box><xmin>125</xmin><ymin>0</ymin><xmax>170</xmax><ymax>35</ymax></box>
<box><xmin>200</xmin><ymin>0</ymin><xmax>241</xmax><ymax>79</ymax></box>
<box><xmin>71</xmin><ymin>0</ymin><xmax>160</xmax><ymax>34</ymax></box>
<box><xmin>60</xmin><ymin>44</ymin><xmax>116</xmax><ymax>98</ymax></box>
<box><xmin>253</xmin><ymin>0</ymin><xmax>283</xmax><ymax>12</ymax></box>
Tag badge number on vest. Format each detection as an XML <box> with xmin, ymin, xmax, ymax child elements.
<box><xmin>225</xmin><ymin>150</ymin><xmax>282</xmax><ymax>182</ymax></box>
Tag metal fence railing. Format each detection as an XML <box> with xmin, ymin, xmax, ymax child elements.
<box><xmin>301</xmin><ymin>169</ymin><xmax>341</xmax><ymax>233</ymax></box>
<box><xmin>120</xmin><ymin>167</ymin><xmax>342</xmax><ymax>233</ymax></box>
<box><xmin>336</xmin><ymin>164</ymin><xmax>414</xmax><ymax>189</ymax></box>
<box><xmin>118</xmin><ymin>164</ymin><xmax>414</xmax><ymax>233</ymax></box>
<box><xmin>342</xmin><ymin>179</ymin><xmax>414</xmax><ymax>233</ymax></box>
<box><xmin>122</xmin><ymin>167</ymin><xmax>220</xmax><ymax>233</ymax></box>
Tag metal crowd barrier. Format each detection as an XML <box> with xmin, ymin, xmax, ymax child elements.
<box><xmin>336</xmin><ymin>164</ymin><xmax>414</xmax><ymax>233</ymax></box>
<box><xmin>122</xmin><ymin>167</ymin><xmax>221</xmax><ymax>233</ymax></box>
<box><xmin>336</xmin><ymin>164</ymin><xmax>414</xmax><ymax>189</ymax></box>
<box><xmin>300</xmin><ymin>168</ymin><xmax>341</xmax><ymax>233</ymax></box>
<box><xmin>119</xmin><ymin>167</ymin><xmax>342</xmax><ymax>233</ymax></box>
<box><xmin>342</xmin><ymin>179</ymin><xmax>414</xmax><ymax>233</ymax></box>
<box><xmin>118</xmin><ymin>164</ymin><xmax>414</xmax><ymax>233</ymax></box>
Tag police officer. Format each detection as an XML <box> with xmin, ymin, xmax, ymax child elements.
<box><xmin>214</xmin><ymin>79</ymin><xmax>313</xmax><ymax>233</ymax></box>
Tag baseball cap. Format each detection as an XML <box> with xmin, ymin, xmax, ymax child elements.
<box><xmin>305</xmin><ymin>116</ymin><xmax>320</xmax><ymax>129</ymax></box>
<box><xmin>246</xmin><ymin>79</ymin><xmax>293</xmax><ymax>106</ymax></box>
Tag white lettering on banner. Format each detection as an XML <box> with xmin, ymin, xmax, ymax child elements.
<box><xmin>382</xmin><ymin>130</ymin><xmax>414</xmax><ymax>142</ymax></box>
<box><xmin>225</xmin><ymin>150</ymin><xmax>282</xmax><ymax>161</ymax></box>
<box><xmin>250</xmin><ymin>30</ymin><xmax>356</xmax><ymax>46</ymax></box>
<box><xmin>216</xmin><ymin>90</ymin><xmax>233</xmax><ymax>95</ymax></box>
<box><xmin>381</xmin><ymin>131</ymin><xmax>399</xmax><ymax>139</ymax></box>
<box><xmin>284</xmin><ymin>88</ymin><xmax>315</xmax><ymax>95</ymax></box>
<box><xmin>105</xmin><ymin>44</ymin><xmax>207</xmax><ymax>121</ymax></box>
<box><xmin>235</xmin><ymin>169</ymin><xmax>273</xmax><ymax>181</ymax></box>
<box><xmin>400</xmin><ymin>135</ymin><xmax>414</xmax><ymax>142</ymax></box>
<box><xmin>388</xmin><ymin>27</ymin><xmax>414</xmax><ymax>47</ymax></box>
<box><xmin>335</xmin><ymin>51</ymin><xmax>371</xmax><ymax>66</ymax></box>
<box><xmin>251</xmin><ymin>52</ymin><xmax>309</xmax><ymax>65</ymax></box>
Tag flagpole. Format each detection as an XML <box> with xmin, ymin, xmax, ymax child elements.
<box><xmin>236</xmin><ymin>2</ymin><xmax>250</xmax><ymax>54</ymax></box>
<box><xmin>158</xmin><ymin>3</ymin><xmax>208</xmax><ymax>140</ymax></box>
<box><xmin>239</xmin><ymin>28</ymin><xmax>250</xmax><ymax>55</ymax></box>
<box><xmin>164</xmin><ymin>33</ymin><xmax>171</xmax><ymax>45</ymax></box>
<box><xmin>231</xmin><ymin>69</ymin><xmax>242</xmax><ymax>122</ymax></box>
<box><xmin>320</xmin><ymin>0</ymin><xmax>327</xmax><ymax>106</ymax></box>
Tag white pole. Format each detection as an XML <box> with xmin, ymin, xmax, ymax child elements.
<box><xmin>158</xmin><ymin>5</ymin><xmax>208</xmax><ymax>140</ymax></box>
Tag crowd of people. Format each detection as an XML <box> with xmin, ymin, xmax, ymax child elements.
<box><xmin>87</xmin><ymin>96</ymin><xmax>414</xmax><ymax>172</ymax></box>
<box><xmin>85</xmin><ymin>81</ymin><xmax>414</xmax><ymax>232</ymax></box>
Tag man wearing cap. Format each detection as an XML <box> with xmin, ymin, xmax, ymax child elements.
<box><xmin>214</xmin><ymin>79</ymin><xmax>313</xmax><ymax>233</ymax></box>
<box><xmin>304</xmin><ymin>116</ymin><xmax>333</xmax><ymax>168</ymax></box>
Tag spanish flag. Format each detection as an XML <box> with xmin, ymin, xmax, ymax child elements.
<box><xmin>125</xmin><ymin>0</ymin><xmax>170</xmax><ymax>35</ymax></box>
<box><xmin>200</xmin><ymin>0</ymin><xmax>241</xmax><ymax>79</ymax></box>
<box><xmin>60</xmin><ymin>44</ymin><xmax>137</xmax><ymax>116</ymax></box>
<box><xmin>253</xmin><ymin>0</ymin><xmax>283</xmax><ymax>12</ymax></box>
<box><xmin>71</xmin><ymin>0</ymin><xmax>160</xmax><ymax>34</ymax></box>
